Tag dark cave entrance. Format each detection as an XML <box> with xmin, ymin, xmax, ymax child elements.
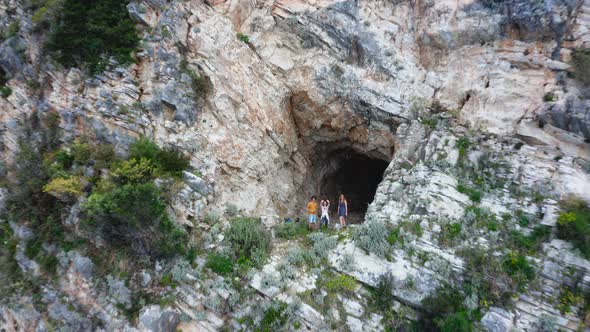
<box><xmin>307</xmin><ymin>147</ymin><xmax>390</xmax><ymax>223</ymax></box>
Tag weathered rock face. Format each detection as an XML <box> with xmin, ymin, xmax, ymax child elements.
<box><xmin>2</xmin><ymin>0</ymin><xmax>588</xmax><ymax>217</ymax></box>
<box><xmin>1</xmin><ymin>0</ymin><xmax>590</xmax><ymax>331</ymax></box>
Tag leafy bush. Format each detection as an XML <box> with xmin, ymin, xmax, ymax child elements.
<box><xmin>258</xmin><ymin>301</ymin><xmax>289</xmax><ymax>331</ymax></box>
<box><xmin>205</xmin><ymin>254</ymin><xmax>233</xmax><ymax>276</ymax></box>
<box><xmin>571</xmin><ymin>48</ymin><xmax>590</xmax><ymax>84</ymax></box>
<box><xmin>154</xmin><ymin>148</ymin><xmax>190</xmax><ymax>177</ymax></box>
<box><xmin>503</xmin><ymin>252</ymin><xmax>535</xmax><ymax>288</ymax></box>
<box><xmin>556</xmin><ymin>197</ymin><xmax>590</xmax><ymax>258</ymax></box>
<box><xmin>458</xmin><ymin>248</ymin><xmax>515</xmax><ymax>307</ymax></box>
<box><xmin>110</xmin><ymin>158</ymin><xmax>156</xmax><ymax>185</ymax></box>
<box><xmin>556</xmin><ymin>288</ymin><xmax>583</xmax><ymax>314</ymax></box>
<box><xmin>39</xmin><ymin>254</ymin><xmax>59</xmax><ymax>274</ymax></box>
<box><xmin>237</xmin><ymin>32</ymin><xmax>249</xmax><ymax>43</ymax></box>
<box><xmin>456</xmin><ymin>183</ymin><xmax>482</xmax><ymax>203</ymax></box>
<box><xmin>129</xmin><ymin>136</ymin><xmax>159</xmax><ymax>161</ymax></box>
<box><xmin>46</xmin><ymin>0</ymin><xmax>139</xmax><ymax>73</ymax></box>
<box><xmin>456</xmin><ymin>137</ymin><xmax>471</xmax><ymax>158</ymax></box>
<box><xmin>352</xmin><ymin>221</ymin><xmax>390</xmax><ymax>257</ymax></box>
<box><xmin>306</xmin><ymin>232</ymin><xmax>337</xmax><ymax>265</ymax></box>
<box><xmin>420</xmin><ymin>285</ymin><xmax>473</xmax><ymax>331</ymax></box>
<box><xmin>128</xmin><ymin>137</ymin><xmax>190</xmax><ymax>177</ymax></box>
<box><xmin>437</xmin><ymin>311</ymin><xmax>473</xmax><ymax>332</ymax></box>
<box><xmin>371</xmin><ymin>273</ymin><xmax>396</xmax><ymax>312</ymax></box>
<box><xmin>43</xmin><ymin>176</ymin><xmax>84</xmax><ymax>200</ymax></box>
<box><xmin>179</xmin><ymin>58</ymin><xmax>211</xmax><ymax>103</ymax></box>
<box><xmin>225</xmin><ymin>218</ymin><xmax>271</xmax><ymax>267</ymax></box>
<box><xmin>285</xmin><ymin>247</ymin><xmax>306</xmax><ymax>266</ymax></box>
<box><xmin>509</xmin><ymin>226</ymin><xmax>550</xmax><ymax>253</ymax></box>
<box><xmin>274</xmin><ymin>222</ymin><xmax>309</xmax><ymax>239</ymax></box>
<box><xmin>439</xmin><ymin>223</ymin><xmax>462</xmax><ymax>247</ymax></box>
<box><xmin>71</xmin><ymin>138</ymin><xmax>93</xmax><ymax>164</ymax></box>
<box><xmin>225</xmin><ymin>204</ymin><xmax>238</xmax><ymax>217</ymax></box>
<box><xmin>543</xmin><ymin>92</ymin><xmax>555</xmax><ymax>102</ymax></box>
<box><xmin>0</xmin><ymin>85</ymin><xmax>12</xmax><ymax>98</ymax></box>
<box><xmin>387</xmin><ymin>226</ymin><xmax>402</xmax><ymax>245</ymax></box>
<box><xmin>325</xmin><ymin>274</ymin><xmax>357</xmax><ymax>294</ymax></box>
<box><xmin>83</xmin><ymin>182</ymin><xmax>189</xmax><ymax>257</ymax></box>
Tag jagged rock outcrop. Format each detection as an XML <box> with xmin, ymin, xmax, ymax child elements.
<box><xmin>0</xmin><ymin>0</ymin><xmax>589</xmax><ymax>331</ymax></box>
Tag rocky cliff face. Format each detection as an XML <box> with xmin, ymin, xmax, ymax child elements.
<box><xmin>1</xmin><ymin>0</ymin><xmax>589</xmax><ymax>331</ymax></box>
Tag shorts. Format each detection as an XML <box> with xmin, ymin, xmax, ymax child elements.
<box><xmin>309</xmin><ymin>214</ymin><xmax>317</xmax><ymax>223</ymax></box>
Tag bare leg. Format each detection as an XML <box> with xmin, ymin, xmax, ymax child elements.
<box><xmin>339</xmin><ymin>216</ymin><xmax>344</xmax><ymax>227</ymax></box>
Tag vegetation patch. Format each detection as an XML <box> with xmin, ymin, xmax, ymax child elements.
<box><xmin>502</xmin><ymin>251</ymin><xmax>535</xmax><ymax>289</ymax></box>
<box><xmin>46</xmin><ymin>0</ymin><xmax>140</xmax><ymax>73</ymax></box>
<box><xmin>324</xmin><ymin>274</ymin><xmax>357</xmax><ymax>294</ymax></box>
<box><xmin>571</xmin><ymin>48</ymin><xmax>590</xmax><ymax>84</ymax></box>
<box><xmin>456</xmin><ymin>182</ymin><xmax>482</xmax><ymax>203</ymax></box>
<box><xmin>258</xmin><ymin>301</ymin><xmax>289</xmax><ymax>331</ymax></box>
<box><xmin>509</xmin><ymin>226</ymin><xmax>550</xmax><ymax>254</ymax></box>
<box><xmin>274</xmin><ymin>221</ymin><xmax>310</xmax><ymax>239</ymax></box>
<box><xmin>205</xmin><ymin>254</ymin><xmax>234</xmax><ymax>276</ymax></box>
<box><xmin>556</xmin><ymin>196</ymin><xmax>590</xmax><ymax>259</ymax></box>
<box><xmin>351</xmin><ymin>221</ymin><xmax>390</xmax><ymax>257</ymax></box>
<box><xmin>420</xmin><ymin>285</ymin><xmax>475</xmax><ymax>332</ymax></box>
<box><xmin>84</xmin><ymin>182</ymin><xmax>189</xmax><ymax>258</ymax></box>
<box><xmin>225</xmin><ymin>217</ymin><xmax>272</xmax><ymax>267</ymax></box>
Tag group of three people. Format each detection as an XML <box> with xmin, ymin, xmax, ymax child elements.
<box><xmin>306</xmin><ymin>194</ymin><xmax>348</xmax><ymax>229</ymax></box>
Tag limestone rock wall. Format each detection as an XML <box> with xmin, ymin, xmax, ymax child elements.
<box><xmin>1</xmin><ymin>0</ymin><xmax>588</xmax><ymax>218</ymax></box>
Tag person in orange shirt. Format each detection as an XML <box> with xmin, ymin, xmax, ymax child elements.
<box><xmin>307</xmin><ymin>196</ymin><xmax>318</xmax><ymax>228</ymax></box>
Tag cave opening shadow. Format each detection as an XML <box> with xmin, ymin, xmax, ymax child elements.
<box><xmin>318</xmin><ymin>149</ymin><xmax>389</xmax><ymax>222</ymax></box>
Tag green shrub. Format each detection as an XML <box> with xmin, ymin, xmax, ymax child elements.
<box><xmin>205</xmin><ymin>254</ymin><xmax>233</xmax><ymax>276</ymax></box>
<box><xmin>225</xmin><ymin>204</ymin><xmax>238</xmax><ymax>217</ymax></box>
<box><xmin>179</xmin><ymin>58</ymin><xmax>211</xmax><ymax>103</ymax></box>
<box><xmin>509</xmin><ymin>226</ymin><xmax>550</xmax><ymax>253</ymax></box>
<box><xmin>110</xmin><ymin>158</ymin><xmax>156</xmax><ymax>185</ymax></box>
<box><xmin>237</xmin><ymin>32</ymin><xmax>249</xmax><ymax>43</ymax></box>
<box><xmin>2</xmin><ymin>22</ymin><xmax>19</xmax><ymax>39</ymax></box>
<box><xmin>352</xmin><ymin>221</ymin><xmax>390</xmax><ymax>257</ymax></box>
<box><xmin>571</xmin><ymin>48</ymin><xmax>590</xmax><ymax>84</ymax></box>
<box><xmin>40</xmin><ymin>254</ymin><xmax>59</xmax><ymax>274</ymax></box>
<box><xmin>71</xmin><ymin>138</ymin><xmax>93</xmax><ymax>164</ymax></box>
<box><xmin>543</xmin><ymin>92</ymin><xmax>555</xmax><ymax>102</ymax></box>
<box><xmin>25</xmin><ymin>237</ymin><xmax>43</xmax><ymax>259</ymax></box>
<box><xmin>556</xmin><ymin>197</ymin><xmax>590</xmax><ymax>258</ymax></box>
<box><xmin>387</xmin><ymin>226</ymin><xmax>402</xmax><ymax>245</ymax></box>
<box><xmin>456</xmin><ymin>137</ymin><xmax>470</xmax><ymax>158</ymax></box>
<box><xmin>258</xmin><ymin>301</ymin><xmax>289</xmax><ymax>332</ymax></box>
<box><xmin>83</xmin><ymin>182</ymin><xmax>189</xmax><ymax>258</ymax></box>
<box><xmin>325</xmin><ymin>274</ymin><xmax>357</xmax><ymax>294</ymax></box>
<box><xmin>439</xmin><ymin>223</ymin><xmax>462</xmax><ymax>246</ymax></box>
<box><xmin>420</xmin><ymin>285</ymin><xmax>470</xmax><ymax>331</ymax></box>
<box><xmin>46</xmin><ymin>0</ymin><xmax>139</xmax><ymax>73</ymax></box>
<box><xmin>43</xmin><ymin>176</ymin><xmax>84</xmax><ymax>200</ymax></box>
<box><xmin>436</xmin><ymin>311</ymin><xmax>473</xmax><ymax>332</ymax></box>
<box><xmin>456</xmin><ymin>183</ymin><xmax>482</xmax><ymax>203</ymax></box>
<box><xmin>274</xmin><ymin>222</ymin><xmax>309</xmax><ymax>239</ymax></box>
<box><xmin>556</xmin><ymin>288</ymin><xmax>583</xmax><ymax>314</ymax></box>
<box><xmin>371</xmin><ymin>273</ymin><xmax>396</xmax><ymax>312</ymax></box>
<box><xmin>159</xmin><ymin>273</ymin><xmax>176</xmax><ymax>288</ymax></box>
<box><xmin>225</xmin><ymin>218</ymin><xmax>271</xmax><ymax>267</ymax></box>
<box><xmin>128</xmin><ymin>137</ymin><xmax>189</xmax><ymax>177</ymax></box>
<box><xmin>503</xmin><ymin>252</ymin><xmax>535</xmax><ymax>288</ymax></box>
<box><xmin>93</xmin><ymin>143</ymin><xmax>115</xmax><ymax>169</ymax></box>
<box><xmin>458</xmin><ymin>248</ymin><xmax>514</xmax><ymax>307</ymax></box>
<box><xmin>306</xmin><ymin>232</ymin><xmax>337</xmax><ymax>266</ymax></box>
<box><xmin>0</xmin><ymin>85</ymin><xmax>12</xmax><ymax>98</ymax></box>
<box><xmin>54</xmin><ymin>149</ymin><xmax>74</xmax><ymax>169</ymax></box>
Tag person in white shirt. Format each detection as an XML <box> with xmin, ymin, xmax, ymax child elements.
<box><xmin>320</xmin><ymin>199</ymin><xmax>330</xmax><ymax>229</ymax></box>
